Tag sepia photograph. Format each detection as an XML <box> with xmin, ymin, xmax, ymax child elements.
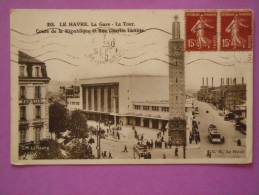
<box><xmin>10</xmin><ymin>9</ymin><xmax>253</xmax><ymax>164</ymax></box>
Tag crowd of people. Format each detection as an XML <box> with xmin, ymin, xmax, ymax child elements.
<box><xmin>101</xmin><ymin>150</ymin><xmax>113</xmax><ymax>159</ymax></box>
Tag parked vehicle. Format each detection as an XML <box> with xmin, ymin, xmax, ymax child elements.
<box><xmin>208</xmin><ymin>130</ymin><xmax>225</xmax><ymax>144</ymax></box>
<box><xmin>224</xmin><ymin>112</ymin><xmax>235</xmax><ymax>121</ymax></box>
<box><xmin>208</xmin><ymin>124</ymin><xmax>217</xmax><ymax>133</ymax></box>
<box><xmin>235</xmin><ymin>119</ymin><xmax>246</xmax><ymax>135</ymax></box>
<box><xmin>218</xmin><ymin>111</ymin><xmax>224</xmax><ymax>116</ymax></box>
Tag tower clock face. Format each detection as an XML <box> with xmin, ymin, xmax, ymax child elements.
<box><xmin>173</xmin><ymin>44</ymin><xmax>183</xmax><ymax>57</ymax></box>
<box><xmin>170</xmin><ymin>42</ymin><xmax>184</xmax><ymax>58</ymax></box>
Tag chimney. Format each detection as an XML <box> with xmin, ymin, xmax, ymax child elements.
<box><xmin>202</xmin><ymin>77</ymin><xmax>204</xmax><ymax>86</ymax></box>
<box><xmin>212</xmin><ymin>77</ymin><xmax>214</xmax><ymax>87</ymax></box>
<box><xmin>242</xmin><ymin>77</ymin><xmax>244</xmax><ymax>84</ymax></box>
<box><xmin>206</xmin><ymin>77</ymin><xmax>208</xmax><ymax>86</ymax></box>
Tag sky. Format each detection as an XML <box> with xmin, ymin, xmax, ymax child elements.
<box><xmin>10</xmin><ymin>9</ymin><xmax>252</xmax><ymax>90</ymax></box>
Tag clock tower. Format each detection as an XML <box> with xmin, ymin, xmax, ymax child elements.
<box><xmin>168</xmin><ymin>16</ymin><xmax>186</xmax><ymax>149</ymax></box>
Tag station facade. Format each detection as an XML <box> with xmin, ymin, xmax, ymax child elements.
<box><xmin>78</xmin><ymin>75</ymin><xmax>193</xmax><ymax>130</ymax></box>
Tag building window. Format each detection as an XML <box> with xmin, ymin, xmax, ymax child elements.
<box><xmin>161</xmin><ymin>107</ymin><xmax>169</xmax><ymax>112</ymax></box>
<box><xmin>176</xmin><ymin>78</ymin><xmax>178</xmax><ymax>83</ymax></box>
<box><xmin>35</xmin><ymin>105</ymin><xmax>41</xmax><ymax>119</ymax></box>
<box><xmin>35</xmin><ymin>127</ymin><xmax>41</xmax><ymax>144</ymax></box>
<box><xmin>34</xmin><ymin>66</ymin><xmax>41</xmax><ymax>77</ymax></box>
<box><xmin>143</xmin><ymin>106</ymin><xmax>149</xmax><ymax>110</ymax></box>
<box><xmin>19</xmin><ymin>66</ymin><xmax>25</xmax><ymax>77</ymax></box>
<box><xmin>82</xmin><ymin>87</ymin><xmax>86</xmax><ymax>110</ymax></box>
<box><xmin>101</xmin><ymin>87</ymin><xmax>104</xmax><ymax>111</ymax></box>
<box><xmin>134</xmin><ymin>105</ymin><xmax>141</xmax><ymax>110</ymax></box>
<box><xmin>88</xmin><ymin>87</ymin><xmax>92</xmax><ymax>110</ymax></box>
<box><xmin>20</xmin><ymin>106</ymin><xmax>26</xmax><ymax>120</ymax></box>
<box><xmin>20</xmin><ymin>129</ymin><xmax>27</xmax><ymax>143</ymax></box>
<box><xmin>20</xmin><ymin>86</ymin><xmax>26</xmax><ymax>99</ymax></box>
<box><xmin>94</xmin><ymin>87</ymin><xmax>98</xmax><ymax>111</ymax></box>
<box><xmin>152</xmin><ymin>106</ymin><xmax>159</xmax><ymax>111</ymax></box>
<box><xmin>107</xmin><ymin>87</ymin><xmax>111</xmax><ymax>112</ymax></box>
<box><xmin>35</xmin><ymin>86</ymin><xmax>41</xmax><ymax>99</ymax></box>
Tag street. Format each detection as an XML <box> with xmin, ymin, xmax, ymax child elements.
<box><xmin>87</xmin><ymin>99</ymin><xmax>246</xmax><ymax>160</ymax></box>
<box><xmin>192</xmin><ymin>100</ymin><xmax>246</xmax><ymax>158</ymax></box>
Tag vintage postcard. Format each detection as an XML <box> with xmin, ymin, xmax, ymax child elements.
<box><xmin>10</xmin><ymin>9</ymin><xmax>253</xmax><ymax>165</ymax></box>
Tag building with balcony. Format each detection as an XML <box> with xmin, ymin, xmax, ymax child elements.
<box><xmin>18</xmin><ymin>51</ymin><xmax>51</xmax><ymax>145</ymax></box>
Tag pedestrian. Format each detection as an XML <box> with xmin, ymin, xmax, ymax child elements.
<box><xmin>189</xmin><ymin>134</ymin><xmax>192</xmax><ymax>144</ymax></box>
<box><xmin>123</xmin><ymin>145</ymin><xmax>128</xmax><ymax>152</ymax></box>
<box><xmin>108</xmin><ymin>152</ymin><xmax>112</xmax><ymax>159</ymax></box>
<box><xmin>207</xmin><ymin>150</ymin><xmax>211</xmax><ymax>158</ymax></box>
<box><xmin>147</xmin><ymin>152</ymin><xmax>152</xmax><ymax>159</ymax></box>
<box><xmin>237</xmin><ymin>139</ymin><xmax>241</xmax><ymax>146</ymax></box>
<box><xmin>117</xmin><ymin>132</ymin><xmax>120</xmax><ymax>140</ymax></box>
<box><xmin>175</xmin><ymin>147</ymin><xmax>178</xmax><ymax>157</ymax></box>
<box><xmin>194</xmin><ymin>133</ymin><xmax>198</xmax><ymax>144</ymax></box>
<box><xmin>197</xmin><ymin>132</ymin><xmax>200</xmax><ymax>143</ymax></box>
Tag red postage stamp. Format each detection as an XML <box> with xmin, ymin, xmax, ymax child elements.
<box><xmin>220</xmin><ymin>11</ymin><xmax>252</xmax><ymax>51</ymax></box>
<box><xmin>185</xmin><ymin>11</ymin><xmax>217</xmax><ymax>51</ymax></box>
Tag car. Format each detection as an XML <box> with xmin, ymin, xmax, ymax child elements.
<box><xmin>208</xmin><ymin>124</ymin><xmax>217</xmax><ymax>133</ymax></box>
<box><xmin>218</xmin><ymin>112</ymin><xmax>224</xmax><ymax>116</ymax></box>
<box><xmin>224</xmin><ymin>112</ymin><xmax>235</xmax><ymax>121</ymax></box>
<box><xmin>208</xmin><ymin>130</ymin><xmax>225</xmax><ymax>144</ymax></box>
<box><xmin>235</xmin><ymin>119</ymin><xmax>246</xmax><ymax>135</ymax></box>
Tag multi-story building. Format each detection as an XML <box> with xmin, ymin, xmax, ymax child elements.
<box><xmin>80</xmin><ymin>75</ymin><xmax>169</xmax><ymax>125</ymax></box>
<box><xmin>79</xmin><ymin>75</ymin><xmax>193</xmax><ymax>130</ymax></box>
<box><xmin>18</xmin><ymin>51</ymin><xmax>50</xmax><ymax>145</ymax></box>
<box><xmin>60</xmin><ymin>85</ymin><xmax>81</xmax><ymax>111</ymax></box>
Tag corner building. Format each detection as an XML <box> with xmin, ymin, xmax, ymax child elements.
<box><xmin>18</xmin><ymin>51</ymin><xmax>51</xmax><ymax>145</ymax></box>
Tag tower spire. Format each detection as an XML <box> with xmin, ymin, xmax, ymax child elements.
<box><xmin>172</xmin><ymin>15</ymin><xmax>180</xmax><ymax>40</ymax></box>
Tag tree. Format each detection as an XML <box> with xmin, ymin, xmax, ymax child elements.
<box><xmin>33</xmin><ymin>140</ymin><xmax>65</xmax><ymax>159</ymax></box>
<box><xmin>49</xmin><ymin>102</ymin><xmax>69</xmax><ymax>138</ymax></box>
<box><xmin>68</xmin><ymin>138</ymin><xmax>94</xmax><ymax>159</ymax></box>
<box><xmin>69</xmin><ymin>110</ymin><xmax>88</xmax><ymax>138</ymax></box>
